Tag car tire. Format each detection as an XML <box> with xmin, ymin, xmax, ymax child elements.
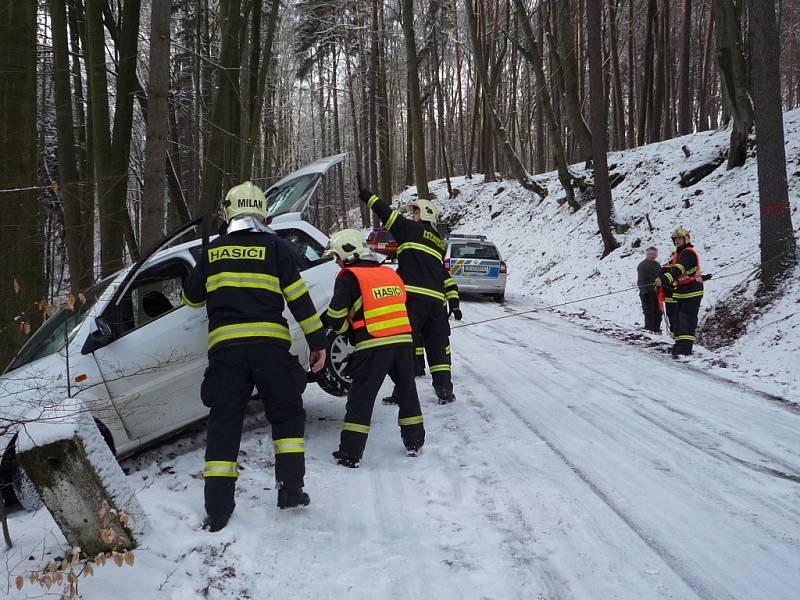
<box><xmin>493</xmin><ymin>293</ymin><xmax>505</xmax><ymax>303</ymax></box>
<box><xmin>2</xmin><ymin>419</ymin><xmax>115</xmax><ymax>512</ymax></box>
<box><xmin>316</xmin><ymin>329</ymin><xmax>354</xmax><ymax>397</ymax></box>
<box><xmin>12</xmin><ymin>459</ymin><xmax>43</xmax><ymax>512</ymax></box>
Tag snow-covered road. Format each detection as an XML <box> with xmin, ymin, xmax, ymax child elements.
<box><xmin>5</xmin><ymin>298</ymin><xmax>800</xmax><ymax>599</ymax></box>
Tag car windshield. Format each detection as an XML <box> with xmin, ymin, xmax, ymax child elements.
<box><xmin>5</xmin><ymin>276</ymin><xmax>114</xmax><ymax>373</ymax></box>
<box><xmin>371</xmin><ymin>231</ymin><xmax>394</xmax><ymax>243</ymax></box>
<box><xmin>265</xmin><ymin>174</ymin><xmax>319</xmax><ymax>217</ymax></box>
<box><xmin>450</xmin><ymin>243</ymin><xmax>500</xmax><ymax>260</ymax></box>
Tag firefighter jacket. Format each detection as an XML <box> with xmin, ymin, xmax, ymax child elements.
<box><xmin>362</xmin><ymin>194</ymin><xmax>447</xmax><ymax>303</ymax></box>
<box><xmin>324</xmin><ymin>260</ymin><xmax>413</xmax><ymax>352</ymax></box>
<box><xmin>182</xmin><ymin>230</ymin><xmax>325</xmax><ymax>353</ymax></box>
<box><xmin>443</xmin><ymin>265</ymin><xmax>460</xmax><ymax>313</ymax></box>
<box><xmin>661</xmin><ymin>243</ymin><xmax>704</xmax><ymax>301</ymax></box>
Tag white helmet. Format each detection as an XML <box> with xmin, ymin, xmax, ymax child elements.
<box><xmin>324</xmin><ymin>229</ymin><xmax>371</xmax><ymax>263</ymax></box>
<box><xmin>223</xmin><ymin>181</ymin><xmax>267</xmax><ymax>222</ymax></box>
<box><xmin>409</xmin><ymin>198</ymin><xmax>439</xmax><ymax>224</ymax></box>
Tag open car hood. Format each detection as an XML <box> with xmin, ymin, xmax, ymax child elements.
<box><xmin>265</xmin><ymin>153</ymin><xmax>346</xmax><ymax>218</ymax></box>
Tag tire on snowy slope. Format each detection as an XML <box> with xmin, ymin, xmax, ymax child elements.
<box><xmin>1</xmin><ymin>419</ymin><xmax>116</xmax><ymax>512</ymax></box>
<box><xmin>315</xmin><ymin>328</ymin><xmax>354</xmax><ymax>397</ymax></box>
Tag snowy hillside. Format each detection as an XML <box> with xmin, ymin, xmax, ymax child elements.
<box><xmin>402</xmin><ymin>112</ymin><xmax>800</xmax><ymax>402</ymax></box>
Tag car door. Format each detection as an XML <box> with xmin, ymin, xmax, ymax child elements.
<box><xmin>265</xmin><ymin>152</ymin><xmax>346</xmax><ymax>221</ymax></box>
<box><xmin>84</xmin><ymin>219</ymin><xmax>209</xmax><ymax>443</ymax></box>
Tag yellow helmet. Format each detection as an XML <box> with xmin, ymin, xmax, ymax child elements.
<box><xmin>223</xmin><ymin>181</ymin><xmax>267</xmax><ymax>222</ymax></box>
<box><xmin>671</xmin><ymin>226</ymin><xmax>691</xmax><ymax>243</ymax></box>
<box><xmin>324</xmin><ymin>229</ymin><xmax>370</xmax><ymax>263</ymax></box>
<box><xmin>409</xmin><ymin>198</ymin><xmax>439</xmax><ymax>224</ymax></box>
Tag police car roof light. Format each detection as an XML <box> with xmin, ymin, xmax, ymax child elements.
<box><xmin>446</xmin><ymin>233</ymin><xmax>487</xmax><ymax>241</ymax></box>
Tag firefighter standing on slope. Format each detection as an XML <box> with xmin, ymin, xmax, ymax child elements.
<box><xmin>359</xmin><ymin>185</ymin><xmax>457</xmax><ymax>404</ymax></box>
<box><xmin>655</xmin><ymin>226</ymin><xmax>704</xmax><ymax>356</ymax></box>
<box><xmin>182</xmin><ymin>182</ymin><xmax>327</xmax><ymax>531</ymax></box>
<box><xmin>323</xmin><ymin>229</ymin><xmax>425</xmax><ymax>467</ymax></box>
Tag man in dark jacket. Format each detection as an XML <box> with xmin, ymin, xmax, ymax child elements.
<box><xmin>360</xmin><ymin>188</ymin><xmax>456</xmax><ymax>404</ymax></box>
<box><xmin>655</xmin><ymin>227</ymin><xmax>704</xmax><ymax>357</ymax></box>
<box><xmin>637</xmin><ymin>246</ymin><xmax>663</xmax><ymax>333</ymax></box>
<box><xmin>182</xmin><ymin>182</ymin><xmax>326</xmax><ymax>531</ymax></box>
<box><xmin>323</xmin><ymin>229</ymin><xmax>425</xmax><ymax>467</ymax></box>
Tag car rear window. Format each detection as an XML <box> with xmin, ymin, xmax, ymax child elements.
<box><xmin>370</xmin><ymin>230</ymin><xmax>394</xmax><ymax>242</ymax></box>
<box><xmin>450</xmin><ymin>243</ymin><xmax>500</xmax><ymax>260</ymax></box>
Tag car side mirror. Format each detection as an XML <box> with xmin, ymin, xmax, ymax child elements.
<box><xmin>81</xmin><ymin>318</ymin><xmax>115</xmax><ymax>355</ymax></box>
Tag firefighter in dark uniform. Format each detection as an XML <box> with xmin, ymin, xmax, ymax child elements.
<box><xmin>414</xmin><ymin>265</ymin><xmax>461</xmax><ymax>377</ymax></box>
<box><xmin>655</xmin><ymin>227</ymin><xmax>704</xmax><ymax>356</ymax></box>
<box><xmin>182</xmin><ymin>182</ymin><xmax>327</xmax><ymax>531</ymax></box>
<box><xmin>322</xmin><ymin>229</ymin><xmax>425</xmax><ymax>467</ymax></box>
<box><xmin>359</xmin><ymin>188</ymin><xmax>457</xmax><ymax>404</ymax></box>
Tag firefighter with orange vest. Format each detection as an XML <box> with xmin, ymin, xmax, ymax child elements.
<box><xmin>359</xmin><ymin>186</ymin><xmax>456</xmax><ymax>404</ymax></box>
<box><xmin>323</xmin><ymin>229</ymin><xmax>425</xmax><ymax>467</ymax></box>
<box><xmin>655</xmin><ymin>227</ymin><xmax>704</xmax><ymax>356</ymax></box>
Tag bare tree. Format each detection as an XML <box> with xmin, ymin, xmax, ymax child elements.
<box><xmin>400</xmin><ymin>0</ymin><xmax>431</xmax><ymax>199</ymax></box>
<box><xmin>713</xmin><ymin>0</ymin><xmax>754</xmax><ymax>169</ymax></box>
<box><xmin>141</xmin><ymin>0</ymin><xmax>171</xmax><ymax>252</ymax></box>
<box><xmin>678</xmin><ymin>0</ymin><xmax>693</xmax><ymax>135</ymax></box>
<box><xmin>587</xmin><ymin>0</ymin><xmax>620</xmax><ymax>257</ymax></box>
<box><xmin>746</xmin><ymin>0</ymin><xmax>798</xmax><ymax>290</ymax></box>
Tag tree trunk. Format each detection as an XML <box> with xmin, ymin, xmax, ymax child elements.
<box><xmin>141</xmin><ymin>0</ymin><xmax>171</xmax><ymax>252</ymax></box>
<box><xmin>200</xmin><ymin>0</ymin><xmax>243</xmax><ymax>215</ymax></box>
<box><xmin>627</xmin><ymin>0</ymin><xmax>636</xmax><ymax>146</ymax></box>
<box><xmin>789</xmin><ymin>0</ymin><xmax>797</xmax><ymax>108</ymax></box>
<box><xmin>650</xmin><ymin>0</ymin><xmax>665</xmax><ymax>142</ymax></box>
<box><xmin>587</xmin><ymin>0</ymin><xmax>620</xmax><ymax>257</ymax></box>
<box><xmin>466</xmin><ymin>0</ymin><xmax>547</xmax><ymax>198</ymax></box>
<box><xmin>376</xmin><ymin>0</ymin><xmax>393</xmax><ymax>203</ymax></box>
<box><xmin>50</xmin><ymin>0</ymin><xmax>92</xmax><ymax>291</ymax></box>
<box><xmin>714</xmin><ymin>0</ymin><xmax>754</xmax><ymax>169</ymax></box>
<box><xmin>698</xmin><ymin>3</ymin><xmax>716</xmax><ymax>131</ymax></box>
<box><xmin>555</xmin><ymin>0</ymin><xmax>593</xmax><ymax>162</ymax></box>
<box><xmin>400</xmin><ymin>0</ymin><xmax>431</xmax><ymax>199</ymax></box>
<box><xmin>678</xmin><ymin>0</ymin><xmax>693</xmax><ymax>134</ymax></box>
<box><xmin>513</xmin><ymin>0</ymin><xmax>580</xmax><ymax>208</ymax></box>
<box><xmin>0</xmin><ymin>0</ymin><xmax>43</xmax><ymax>368</ymax></box>
<box><xmin>638</xmin><ymin>0</ymin><xmax>657</xmax><ymax>146</ymax></box>
<box><xmin>746</xmin><ymin>0</ymin><xmax>797</xmax><ymax>290</ymax></box>
<box><xmin>608</xmin><ymin>0</ymin><xmax>626</xmax><ymax>149</ymax></box>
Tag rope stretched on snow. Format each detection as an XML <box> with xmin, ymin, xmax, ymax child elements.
<box><xmin>450</xmin><ymin>260</ymin><xmax>780</xmax><ymax>330</ymax></box>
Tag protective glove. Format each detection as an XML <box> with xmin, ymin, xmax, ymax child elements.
<box><xmin>358</xmin><ymin>188</ymin><xmax>375</xmax><ymax>204</ymax></box>
<box><xmin>653</xmin><ymin>277</ymin><xmax>662</xmax><ymax>288</ymax></box>
<box><xmin>701</xmin><ymin>273</ymin><xmax>712</xmax><ymax>281</ymax></box>
<box><xmin>449</xmin><ymin>308</ymin><xmax>463</xmax><ymax>321</ymax></box>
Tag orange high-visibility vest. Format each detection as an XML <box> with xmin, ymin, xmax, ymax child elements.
<box><xmin>340</xmin><ymin>266</ymin><xmax>413</xmax><ymax>337</ymax></box>
<box><xmin>669</xmin><ymin>247</ymin><xmax>703</xmax><ymax>287</ymax></box>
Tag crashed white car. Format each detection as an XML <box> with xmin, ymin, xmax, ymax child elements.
<box><xmin>0</xmin><ymin>154</ymin><xmax>354</xmax><ymax>509</ymax></box>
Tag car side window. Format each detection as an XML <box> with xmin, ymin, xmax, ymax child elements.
<box><xmin>276</xmin><ymin>228</ymin><xmax>330</xmax><ymax>271</ymax></box>
<box><xmin>105</xmin><ymin>259</ymin><xmax>191</xmax><ymax>335</ymax></box>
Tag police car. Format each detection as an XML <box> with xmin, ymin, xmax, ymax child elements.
<box><xmin>444</xmin><ymin>234</ymin><xmax>507</xmax><ymax>302</ymax></box>
<box><xmin>0</xmin><ymin>154</ymin><xmax>353</xmax><ymax>510</ymax></box>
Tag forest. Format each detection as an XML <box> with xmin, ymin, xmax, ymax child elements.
<box><xmin>0</xmin><ymin>0</ymin><xmax>797</xmax><ymax>368</ymax></box>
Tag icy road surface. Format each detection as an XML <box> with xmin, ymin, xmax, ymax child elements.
<box><xmin>4</xmin><ymin>298</ymin><xmax>799</xmax><ymax>599</ymax></box>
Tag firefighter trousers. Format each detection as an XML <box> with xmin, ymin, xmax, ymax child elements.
<box><xmin>406</xmin><ymin>296</ymin><xmax>453</xmax><ymax>395</ymax></box>
<box><xmin>338</xmin><ymin>345</ymin><xmax>425</xmax><ymax>460</ymax></box>
<box><xmin>674</xmin><ymin>296</ymin><xmax>702</xmax><ymax>354</ymax></box>
<box><xmin>664</xmin><ymin>299</ymin><xmax>678</xmax><ymax>339</ymax></box>
<box><xmin>201</xmin><ymin>342</ymin><xmax>307</xmax><ymax>518</ymax></box>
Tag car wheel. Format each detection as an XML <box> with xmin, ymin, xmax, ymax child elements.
<box><xmin>493</xmin><ymin>293</ymin><xmax>505</xmax><ymax>303</ymax></box>
<box><xmin>316</xmin><ymin>329</ymin><xmax>354</xmax><ymax>397</ymax></box>
<box><xmin>12</xmin><ymin>459</ymin><xmax>43</xmax><ymax>512</ymax></box>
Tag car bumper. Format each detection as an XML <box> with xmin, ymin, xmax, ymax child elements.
<box><xmin>453</xmin><ymin>275</ymin><xmax>507</xmax><ymax>294</ymax></box>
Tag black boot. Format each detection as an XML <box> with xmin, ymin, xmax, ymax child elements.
<box><xmin>203</xmin><ymin>511</ymin><xmax>232</xmax><ymax>532</ymax></box>
<box><xmin>332</xmin><ymin>450</ymin><xmax>361</xmax><ymax>468</ymax></box>
<box><xmin>277</xmin><ymin>486</ymin><xmax>310</xmax><ymax>509</ymax></box>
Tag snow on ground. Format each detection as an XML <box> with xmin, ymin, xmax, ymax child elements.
<box><xmin>4</xmin><ymin>116</ymin><xmax>800</xmax><ymax>599</ymax></box>
<box><xmin>395</xmin><ymin>113</ymin><xmax>800</xmax><ymax>402</ymax></box>
<box><xmin>3</xmin><ymin>299</ymin><xmax>800</xmax><ymax>599</ymax></box>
